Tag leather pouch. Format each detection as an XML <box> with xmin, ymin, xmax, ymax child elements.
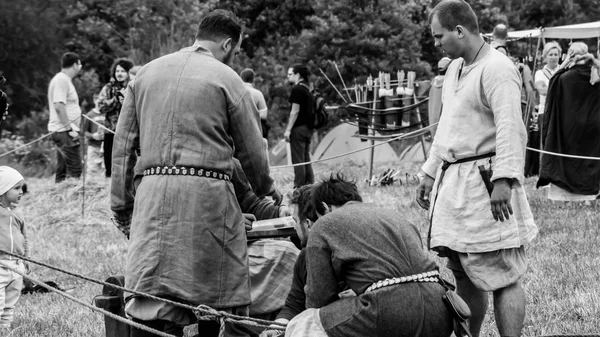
<box><xmin>478</xmin><ymin>165</ymin><xmax>494</xmax><ymax>197</ymax></box>
<box><xmin>443</xmin><ymin>290</ymin><xmax>471</xmax><ymax>321</ymax></box>
<box><xmin>443</xmin><ymin>290</ymin><xmax>473</xmax><ymax>337</ymax></box>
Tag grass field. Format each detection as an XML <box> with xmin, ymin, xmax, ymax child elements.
<box><xmin>6</xmin><ymin>159</ymin><xmax>600</xmax><ymax>336</ymax></box>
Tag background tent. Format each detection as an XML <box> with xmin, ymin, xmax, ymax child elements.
<box><xmin>312</xmin><ymin>124</ymin><xmax>398</xmax><ymax>166</ymax></box>
<box><xmin>485</xmin><ymin>21</ymin><xmax>600</xmax><ymax>40</ymax></box>
<box><xmin>399</xmin><ymin>141</ymin><xmax>431</xmax><ymax>162</ymax></box>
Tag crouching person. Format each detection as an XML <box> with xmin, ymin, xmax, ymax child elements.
<box><xmin>278</xmin><ymin>174</ymin><xmax>453</xmax><ymax>337</ymax></box>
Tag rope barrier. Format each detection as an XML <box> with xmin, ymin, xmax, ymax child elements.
<box><xmin>343</xmin><ymin>119</ymin><xmax>429</xmax><ymax>132</ymax></box>
<box><xmin>81</xmin><ymin>113</ymin><xmax>115</xmax><ymax>135</ymax></box>
<box><xmin>343</xmin><ymin>99</ymin><xmax>429</xmax><ymax>115</ymax></box>
<box><xmin>0</xmin><ymin>249</ymin><xmax>286</xmax><ymax>332</ymax></box>
<box><xmin>526</xmin><ymin>146</ymin><xmax>600</xmax><ymax>161</ymax></box>
<box><xmin>270</xmin><ymin>124</ymin><xmax>437</xmax><ymax>169</ymax></box>
<box><xmin>0</xmin><ymin>116</ymin><xmax>82</xmax><ymax>159</ymax></box>
<box><xmin>0</xmin><ymin>260</ymin><xmax>177</xmax><ymax>337</ymax></box>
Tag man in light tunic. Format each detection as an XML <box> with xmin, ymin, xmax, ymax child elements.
<box><xmin>416</xmin><ymin>1</ymin><xmax>538</xmax><ymax>337</ymax></box>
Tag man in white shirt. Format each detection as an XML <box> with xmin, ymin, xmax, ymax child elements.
<box><xmin>416</xmin><ymin>1</ymin><xmax>537</xmax><ymax>337</ymax></box>
<box><xmin>47</xmin><ymin>52</ymin><xmax>83</xmax><ymax>183</ymax></box>
<box><xmin>240</xmin><ymin>68</ymin><xmax>269</xmax><ymax>139</ymax></box>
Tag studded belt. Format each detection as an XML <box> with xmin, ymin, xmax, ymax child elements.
<box><xmin>365</xmin><ymin>270</ymin><xmax>440</xmax><ymax>294</ymax></box>
<box><xmin>142</xmin><ymin>165</ymin><xmax>230</xmax><ymax>181</ymax></box>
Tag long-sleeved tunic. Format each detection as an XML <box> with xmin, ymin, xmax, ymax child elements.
<box><xmin>421</xmin><ymin>48</ymin><xmax>537</xmax><ymax>253</ymax></box>
<box><xmin>111</xmin><ymin>45</ymin><xmax>273</xmax><ymax>308</ymax></box>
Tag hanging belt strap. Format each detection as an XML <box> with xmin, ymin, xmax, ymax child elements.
<box><xmin>427</xmin><ymin>152</ymin><xmax>496</xmax><ymax>249</ymax></box>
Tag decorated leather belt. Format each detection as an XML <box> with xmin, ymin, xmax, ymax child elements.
<box><xmin>365</xmin><ymin>270</ymin><xmax>440</xmax><ymax>294</ymax></box>
<box><xmin>142</xmin><ymin>165</ymin><xmax>230</xmax><ymax>181</ymax></box>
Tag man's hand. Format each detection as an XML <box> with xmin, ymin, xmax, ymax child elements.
<box><xmin>259</xmin><ymin>320</ymin><xmax>288</xmax><ymax>337</ymax></box>
<box><xmin>279</xmin><ymin>206</ymin><xmax>291</xmax><ymax>217</ymax></box>
<box><xmin>259</xmin><ymin>330</ymin><xmax>283</xmax><ymax>337</ymax></box>
<box><xmin>490</xmin><ymin>178</ymin><xmax>513</xmax><ymax>222</ymax></box>
<box><xmin>68</xmin><ymin>130</ymin><xmax>79</xmax><ymax>140</ymax></box>
<box><xmin>415</xmin><ymin>172</ymin><xmax>435</xmax><ymax>210</ymax></box>
<box><xmin>243</xmin><ymin>213</ymin><xmax>256</xmax><ymax>231</ymax></box>
<box><xmin>284</xmin><ymin>130</ymin><xmax>291</xmax><ymax>142</ymax></box>
<box><xmin>92</xmin><ymin>131</ymin><xmax>104</xmax><ymax>141</ymax></box>
<box><xmin>267</xmin><ymin>188</ymin><xmax>283</xmax><ymax>206</ymax></box>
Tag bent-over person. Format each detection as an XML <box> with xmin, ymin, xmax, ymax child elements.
<box><xmin>285</xmin><ymin>174</ymin><xmax>453</xmax><ymax>337</ymax></box>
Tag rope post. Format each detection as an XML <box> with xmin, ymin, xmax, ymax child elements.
<box><xmin>368</xmin><ymin>83</ymin><xmax>378</xmax><ymax>185</ymax></box>
<box><xmin>82</xmin><ymin>133</ymin><xmax>86</xmax><ymax>220</ymax></box>
<box><xmin>94</xmin><ymin>275</ymin><xmax>130</xmax><ymax>337</ymax></box>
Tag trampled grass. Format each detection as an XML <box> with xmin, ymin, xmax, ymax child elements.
<box><xmin>7</xmin><ymin>159</ymin><xmax>600</xmax><ymax>336</ymax></box>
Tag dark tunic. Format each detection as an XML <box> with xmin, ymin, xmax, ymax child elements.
<box><xmin>277</xmin><ymin>249</ymin><xmax>307</xmax><ymax>321</ymax></box>
<box><xmin>537</xmin><ymin>65</ymin><xmax>600</xmax><ymax>195</ymax></box>
<box><xmin>306</xmin><ymin>202</ymin><xmax>453</xmax><ymax>337</ymax></box>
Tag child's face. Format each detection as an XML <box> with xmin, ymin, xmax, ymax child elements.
<box><xmin>2</xmin><ymin>180</ymin><xmax>24</xmax><ymax>206</ymax></box>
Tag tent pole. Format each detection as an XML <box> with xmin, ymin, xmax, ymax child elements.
<box><xmin>368</xmin><ymin>84</ymin><xmax>377</xmax><ymax>185</ymax></box>
<box><xmin>413</xmin><ymin>91</ymin><xmax>428</xmax><ymax>160</ymax></box>
<box><xmin>533</xmin><ymin>35</ymin><xmax>544</xmax><ymax>168</ymax></box>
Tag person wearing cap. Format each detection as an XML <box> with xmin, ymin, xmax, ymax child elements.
<box><xmin>428</xmin><ymin>57</ymin><xmax>451</xmax><ymax>140</ymax></box>
<box><xmin>0</xmin><ymin>166</ymin><xmax>29</xmax><ymax>330</ymax></box>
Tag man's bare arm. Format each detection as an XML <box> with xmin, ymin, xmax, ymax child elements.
<box><xmin>284</xmin><ymin>103</ymin><xmax>300</xmax><ymax>142</ymax></box>
<box><xmin>54</xmin><ymin>102</ymin><xmax>71</xmax><ymax>127</ymax></box>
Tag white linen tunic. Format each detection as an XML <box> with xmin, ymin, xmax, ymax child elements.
<box><xmin>421</xmin><ymin>48</ymin><xmax>538</xmax><ymax>253</ymax></box>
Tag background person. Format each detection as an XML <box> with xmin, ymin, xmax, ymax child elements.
<box><xmin>0</xmin><ymin>166</ymin><xmax>29</xmax><ymax>331</ymax></box>
<box><xmin>97</xmin><ymin>57</ymin><xmax>134</xmax><ymax>178</ymax></box>
<box><xmin>284</xmin><ymin>64</ymin><xmax>315</xmax><ymax>188</ymax></box>
<box><xmin>81</xmin><ymin>94</ymin><xmax>105</xmax><ymax>176</ymax></box>
<box><xmin>428</xmin><ymin>56</ymin><xmax>451</xmax><ymax>140</ymax></box>
<box><xmin>240</xmin><ymin>68</ymin><xmax>269</xmax><ymax>140</ymax></box>
<box><xmin>47</xmin><ymin>52</ymin><xmax>83</xmax><ymax>183</ymax></box>
<box><xmin>128</xmin><ymin>65</ymin><xmax>142</xmax><ymax>83</ymax></box>
<box><xmin>534</xmin><ymin>42</ymin><xmax>561</xmax><ymax>118</ymax></box>
<box><xmin>537</xmin><ymin>42</ymin><xmax>600</xmax><ymax>201</ymax></box>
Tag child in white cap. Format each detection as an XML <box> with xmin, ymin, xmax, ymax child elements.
<box><xmin>0</xmin><ymin>166</ymin><xmax>29</xmax><ymax>329</ymax></box>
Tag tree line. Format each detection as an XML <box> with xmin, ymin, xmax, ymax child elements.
<box><xmin>1</xmin><ymin>0</ymin><xmax>598</xmax><ymax>139</ymax></box>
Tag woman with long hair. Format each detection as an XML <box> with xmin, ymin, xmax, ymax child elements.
<box><xmin>97</xmin><ymin>58</ymin><xmax>134</xmax><ymax>177</ymax></box>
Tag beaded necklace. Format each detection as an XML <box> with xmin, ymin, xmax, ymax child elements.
<box><xmin>458</xmin><ymin>41</ymin><xmax>486</xmax><ymax>79</ymax></box>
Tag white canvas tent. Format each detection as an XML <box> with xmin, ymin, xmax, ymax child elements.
<box><xmin>486</xmin><ymin>21</ymin><xmax>600</xmax><ymax>40</ymax></box>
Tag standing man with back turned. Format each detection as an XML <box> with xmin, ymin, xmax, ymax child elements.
<box><xmin>416</xmin><ymin>1</ymin><xmax>538</xmax><ymax>337</ymax></box>
<box><xmin>110</xmin><ymin>9</ymin><xmax>275</xmax><ymax>337</ymax></box>
<box><xmin>47</xmin><ymin>52</ymin><xmax>83</xmax><ymax>183</ymax></box>
<box><xmin>284</xmin><ymin>64</ymin><xmax>314</xmax><ymax>188</ymax></box>
<box><xmin>240</xmin><ymin>68</ymin><xmax>270</xmax><ymax>140</ymax></box>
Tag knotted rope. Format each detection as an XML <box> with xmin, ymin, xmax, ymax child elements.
<box><xmin>0</xmin><ymin>249</ymin><xmax>285</xmax><ymax>333</ymax></box>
